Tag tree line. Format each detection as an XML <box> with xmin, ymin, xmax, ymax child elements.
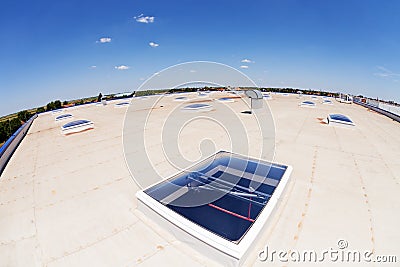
<box><xmin>0</xmin><ymin>110</ymin><xmax>33</xmax><ymax>144</ymax></box>
<box><xmin>0</xmin><ymin>95</ymin><xmax>106</xmax><ymax>145</ymax></box>
<box><xmin>0</xmin><ymin>100</ymin><xmax>65</xmax><ymax>145</ymax></box>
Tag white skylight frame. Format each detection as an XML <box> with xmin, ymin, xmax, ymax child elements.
<box><xmin>181</xmin><ymin>103</ymin><xmax>213</xmax><ymax>112</ymax></box>
<box><xmin>61</xmin><ymin>120</ymin><xmax>94</xmax><ymax>135</ymax></box>
<box><xmin>327</xmin><ymin>114</ymin><xmax>355</xmax><ymax>126</ymax></box>
<box><xmin>55</xmin><ymin>114</ymin><xmax>73</xmax><ymax>121</ymax></box>
<box><xmin>136</xmin><ymin>151</ymin><xmax>292</xmax><ymax>264</ymax></box>
<box><xmin>299</xmin><ymin>101</ymin><xmax>316</xmax><ymax>107</ymax></box>
<box><xmin>174</xmin><ymin>96</ymin><xmax>189</xmax><ymax>102</ymax></box>
<box><xmin>114</xmin><ymin>102</ymin><xmax>130</xmax><ymax>108</ymax></box>
<box><xmin>217</xmin><ymin>97</ymin><xmax>235</xmax><ymax>103</ymax></box>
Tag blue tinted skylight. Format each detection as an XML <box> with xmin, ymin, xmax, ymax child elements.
<box><xmin>115</xmin><ymin>102</ymin><xmax>130</xmax><ymax>106</ymax></box>
<box><xmin>62</xmin><ymin>120</ymin><xmax>92</xmax><ymax>129</ymax></box>
<box><xmin>217</xmin><ymin>97</ymin><xmax>234</xmax><ymax>102</ymax></box>
<box><xmin>327</xmin><ymin>114</ymin><xmax>355</xmax><ymax>126</ymax></box>
<box><xmin>55</xmin><ymin>114</ymin><xmax>72</xmax><ymax>120</ymax></box>
<box><xmin>140</xmin><ymin>151</ymin><xmax>291</xmax><ymax>243</ymax></box>
<box><xmin>175</xmin><ymin>97</ymin><xmax>188</xmax><ymax>101</ymax></box>
<box><xmin>329</xmin><ymin>114</ymin><xmax>353</xmax><ymax>123</ymax></box>
<box><xmin>182</xmin><ymin>103</ymin><xmax>212</xmax><ymax>111</ymax></box>
<box><xmin>300</xmin><ymin>101</ymin><xmax>315</xmax><ymax>106</ymax></box>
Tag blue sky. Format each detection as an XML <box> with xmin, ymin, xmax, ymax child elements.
<box><xmin>1</xmin><ymin>0</ymin><xmax>399</xmax><ymax>116</ymax></box>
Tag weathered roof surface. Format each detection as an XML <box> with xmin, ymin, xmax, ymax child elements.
<box><xmin>0</xmin><ymin>93</ymin><xmax>399</xmax><ymax>266</ymax></box>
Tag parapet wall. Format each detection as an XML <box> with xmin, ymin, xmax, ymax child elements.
<box><xmin>0</xmin><ymin>114</ymin><xmax>38</xmax><ymax>176</ymax></box>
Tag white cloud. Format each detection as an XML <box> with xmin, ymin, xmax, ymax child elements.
<box><xmin>115</xmin><ymin>65</ymin><xmax>130</xmax><ymax>70</ymax></box>
<box><xmin>189</xmin><ymin>70</ymin><xmax>196</xmax><ymax>73</ymax></box>
<box><xmin>149</xmin><ymin>42</ymin><xmax>159</xmax><ymax>47</ymax></box>
<box><xmin>90</xmin><ymin>65</ymin><xmax>97</xmax><ymax>69</ymax></box>
<box><xmin>375</xmin><ymin>73</ymin><xmax>390</xmax><ymax>77</ymax></box>
<box><xmin>374</xmin><ymin>66</ymin><xmax>400</xmax><ymax>79</ymax></box>
<box><xmin>97</xmin><ymin>37</ymin><xmax>112</xmax><ymax>43</ymax></box>
<box><xmin>240</xmin><ymin>65</ymin><xmax>249</xmax><ymax>69</ymax></box>
<box><xmin>134</xmin><ymin>14</ymin><xmax>155</xmax><ymax>23</ymax></box>
<box><xmin>241</xmin><ymin>59</ymin><xmax>254</xmax><ymax>63</ymax></box>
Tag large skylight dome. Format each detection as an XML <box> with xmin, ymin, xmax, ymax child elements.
<box><xmin>61</xmin><ymin>119</ymin><xmax>94</xmax><ymax>135</ymax></box>
<box><xmin>299</xmin><ymin>101</ymin><xmax>316</xmax><ymax>107</ymax></box>
<box><xmin>181</xmin><ymin>103</ymin><xmax>212</xmax><ymax>112</ymax></box>
<box><xmin>55</xmin><ymin>114</ymin><xmax>73</xmax><ymax>121</ymax></box>
<box><xmin>137</xmin><ymin>151</ymin><xmax>292</xmax><ymax>265</ymax></box>
<box><xmin>327</xmin><ymin>114</ymin><xmax>355</xmax><ymax>126</ymax></box>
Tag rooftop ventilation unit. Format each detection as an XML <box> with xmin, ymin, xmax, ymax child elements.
<box><xmin>336</xmin><ymin>93</ymin><xmax>353</xmax><ymax>104</ymax></box>
<box><xmin>244</xmin><ymin>90</ymin><xmax>263</xmax><ymax>111</ymax></box>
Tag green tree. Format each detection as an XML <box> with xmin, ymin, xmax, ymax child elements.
<box><xmin>63</xmin><ymin>100</ymin><xmax>68</xmax><ymax>106</ymax></box>
<box><xmin>46</xmin><ymin>102</ymin><xmax>55</xmax><ymax>111</ymax></box>
<box><xmin>9</xmin><ymin>118</ymin><xmax>22</xmax><ymax>134</ymax></box>
<box><xmin>0</xmin><ymin>119</ymin><xmax>21</xmax><ymax>141</ymax></box>
<box><xmin>45</xmin><ymin>100</ymin><xmax>62</xmax><ymax>111</ymax></box>
<box><xmin>97</xmin><ymin>93</ymin><xmax>103</xmax><ymax>102</ymax></box>
<box><xmin>54</xmin><ymin>100</ymin><xmax>62</xmax><ymax>109</ymax></box>
<box><xmin>0</xmin><ymin>121</ymin><xmax>7</xmax><ymax>143</ymax></box>
<box><xmin>3</xmin><ymin>120</ymin><xmax>11</xmax><ymax>137</ymax></box>
<box><xmin>17</xmin><ymin>110</ymin><xmax>32</xmax><ymax>122</ymax></box>
<box><xmin>36</xmin><ymin>107</ymin><xmax>45</xmax><ymax>113</ymax></box>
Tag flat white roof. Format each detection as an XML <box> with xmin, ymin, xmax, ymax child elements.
<box><xmin>0</xmin><ymin>92</ymin><xmax>399</xmax><ymax>266</ymax></box>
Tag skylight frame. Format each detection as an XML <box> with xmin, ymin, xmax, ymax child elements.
<box><xmin>61</xmin><ymin>119</ymin><xmax>94</xmax><ymax>134</ymax></box>
<box><xmin>136</xmin><ymin>151</ymin><xmax>292</xmax><ymax>263</ymax></box>
<box><xmin>327</xmin><ymin>114</ymin><xmax>355</xmax><ymax>126</ymax></box>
